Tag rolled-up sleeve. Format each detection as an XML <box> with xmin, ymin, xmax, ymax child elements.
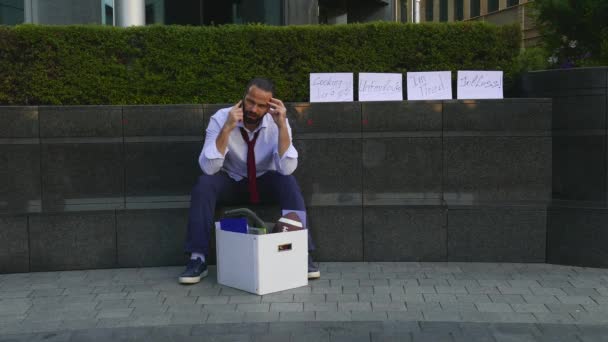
<box><xmin>273</xmin><ymin>122</ymin><xmax>298</xmax><ymax>175</ymax></box>
<box><xmin>199</xmin><ymin>116</ymin><xmax>227</xmax><ymax>175</ymax></box>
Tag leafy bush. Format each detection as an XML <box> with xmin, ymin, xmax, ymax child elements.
<box><xmin>0</xmin><ymin>22</ymin><xmax>521</xmax><ymax>105</ymax></box>
<box><xmin>532</xmin><ymin>0</ymin><xmax>608</xmax><ymax>68</ymax></box>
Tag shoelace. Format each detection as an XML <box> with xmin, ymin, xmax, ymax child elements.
<box><xmin>186</xmin><ymin>258</ymin><xmax>202</xmax><ymax>269</ymax></box>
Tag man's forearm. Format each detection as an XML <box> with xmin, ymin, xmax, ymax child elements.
<box><xmin>215</xmin><ymin>126</ymin><xmax>232</xmax><ymax>155</ymax></box>
<box><xmin>277</xmin><ymin>125</ymin><xmax>290</xmax><ymax>157</ymax></box>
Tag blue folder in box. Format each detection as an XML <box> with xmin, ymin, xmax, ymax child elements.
<box><xmin>219</xmin><ymin>217</ymin><xmax>248</xmax><ymax>234</ymax></box>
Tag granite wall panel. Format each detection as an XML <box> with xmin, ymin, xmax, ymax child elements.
<box><xmin>40</xmin><ymin>143</ymin><xmax>124</xmax><ymax>211</ymax></box>
<box><xmin>363</xmin><ymin>207</ymin><xmax>446</xmax><ymax>261</ymax></box>
<box><xmin>29</xmin><ymin>212</ymin><xmax>117</xmax><ymax>271</ymax></box>
<box><xmin>548</xmin><ymin>207</ymin><xmax>608</xmax><ymax>268</ymax></box>
<box><xmin>447</xmin><ymin>208</ymin><xmax>547</xmax><ymax>262</ymax></box>
<box><xmin>116</xmin><ymin>209</ymin><xmax>189</xmax><ymax>267</ymax></box>
<box><xmin>0</xmin><ymin>216</ymin><xmax>29</xmax><ymax>273</ymax></box>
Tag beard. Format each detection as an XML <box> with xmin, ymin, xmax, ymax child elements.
<box><xmin>243</xmin><ymin>110</ymin><xmax>263</xmax><ymax>126</ymax></box>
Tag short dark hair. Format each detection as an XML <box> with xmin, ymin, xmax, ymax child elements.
<box><xmin>245</xmin><ymin>78</ymin><xmax>274</xmax><ymax>96</ymax></box>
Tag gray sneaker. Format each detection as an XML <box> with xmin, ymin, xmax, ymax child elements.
<box><xmin>178</xmin><ymin>258</ymin><xmax>208</xmax><ymax>284</ymax></box>
<box><xmin>308</xmin><ymin>254</ymin><xmax>321</xmax><ymax>279</ymax></box>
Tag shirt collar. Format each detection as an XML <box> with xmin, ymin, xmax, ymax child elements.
<box><xmin>237</xmin><ymin>113</ymin><xmax>269</xmax><ymax>133</ymax></box>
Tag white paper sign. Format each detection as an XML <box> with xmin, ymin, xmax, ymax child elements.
<box><xmin>358</xmin><ymin>73</ymin><xmax>403</xmax><ymax>101</ymax></box>
<box><xmin>406</xmin><ymin>71</ymin><xmax>452</xmax><ymax>100</ymax></box>
<box><xmin>457</xmin><ymin>71</ymin><xmax>503</xmax><ymax>99</ymax></box>
<box><xmin>309</xmin><ymin>73</ymin><xmax>354</xmax><ymax>102</ymax></box>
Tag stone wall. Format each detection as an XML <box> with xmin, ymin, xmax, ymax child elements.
<box><xmin>0</xmin><ymin>99</ymin><xmax>552</xmax><ymax>272</ymax></box>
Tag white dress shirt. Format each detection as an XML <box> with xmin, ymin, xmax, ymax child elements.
<box><xmin>199</xmin><ymin>107</ymin><xmax>298</xmax><ymax>180</ymax></box>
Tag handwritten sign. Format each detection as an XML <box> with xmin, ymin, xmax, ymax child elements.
<box><xmin>358</xmin><ymin>73</ymin><xmax>403</xmax><ymax>101</ymax></box>
<box><xmin>310</xmin><ymin>73</ymin><xmax>353</xmax><ymax>102</ymax></box>
<box><xmin>457</xmin><ymin>71</ymin><xmax>503</xmax><ymax>99</ymax></box>
<box><xmin>406</xmin><ymin>71</ymin><xmax>452</xmax><ymax>100</ymax></box>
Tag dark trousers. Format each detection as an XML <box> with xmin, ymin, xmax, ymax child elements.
<box><xmin>185</xmin><ymin>171</ymin><xmax>315</xmax><ymax>257</ymax></box>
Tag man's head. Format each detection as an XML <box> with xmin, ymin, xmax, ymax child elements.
<box><xmin>242</xmin><ymin>78</ymin><xmax>274</xmax><ymax>128</ymax></box>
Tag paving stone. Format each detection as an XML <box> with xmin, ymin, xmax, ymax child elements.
<box><xmin>243</xmin><ymin>312</ymin><xmax>280</xmax><ymax>322</ymax></box>
<box><xmin>351</xmin><ymin>311</ymin><xmax>388</xmax><ymax>321</ymax></box>
<box><xmin>405</xmin><ymin>302</ymin><xmax>442</xmax><ymax>312</ymax></box>
<box><xmin>557</xmin><ymin>296</ymin><xmax>596</xmax><ymax>305</ymax></box>
<box><xmin>423</xmin><ymin>294</ymin><xmax>457</xmax><ymax>303</ymax></box>
<box><xmin>511</xmin><ymin>303</ymin><xmax>549</xmax><ymax>313</ymax></box>
<box><xmin>196</xmin><ymin>296</ymin><xmax>230</xmax><ymax>304</ymax></box>
<box><xmin>96</xmin><ymin>308</ymin><xmax>134</xmax><ymax>319</ymax></box>
<box><xmin>497</xmin><ymin>287</ymin><xmax>532</xmax><ymax>295</ymax></box>
<box><xmin>206</xmin><ymin>312</ymin><xmax>245</xmax><ymax>324</ymax></box>
<box><xmin>343</xmin><ymin>286</ymin><xmax>374</xmax><ymax>294</ymax></box>
<box><xmin>326</xmin><ymin>294</ymin><xmax>358</xmax><ymax>302</ymax></box>
<box><xmin>465</xmin><ymin>286</ymin><xmax>500</xmax><ymax>295</ymax></box>
<box><xmin>293</xmin><ymin>294</ymin><xmax>325</xmax><ymax>303</ymax></box>
<box><xmin>476</xmin><ymin>303</ymin><xmax>513</xmax><ymax>313</ymax></box>
<box><xmin>260</xmin><ymin>294</ymin><xmax>294</xmax><ymax>303</ymax></box>
<box><xmin>522</xmin><ymin>295</ymin><xmax>560</xmax><ymax>304</ymax></box>
<box><xmin>202</xmin><ymin>304</ymin><xmax>237</xmax><ymax>312</ymax></box>
<box><xmin>533</xmin><ymin>312</ymin><xmax>576</xmax><ymax>323</ymax></box>
<box><xmin>338</xmin><ymin>302</ymin><xmax>372</xmax><ymax>312</ymax></box>
<box><xmin>435</xmin><ymin>286</ymin><xmax>468</xmax><ymax>294</ymax></box>
<box><xmin>439</xmin><ymin>303</ymin><xmax>478</xmax><ymax>312</ymax></box>
<box><xmin>96</xmin><ymin>299</ymin><xmax>132</xmax><ymax>309</ymax></box>
<box><xmin>270</xmin><ymin>303</ymin><xmax>303</xmax><ymax>312</ymax></box>
<box><xmin>279</xmin><ymin>311</ymin><xmax>315</xmax><ymax>321</ymax></box>
<box><xmin>236</xmin><ymin>304</ymin><xmax>270</xmax><ymax>312</ymax></box>
<box><xmin>166</xmin><ymin>304</ymin><xmax>204</xmax><ymax>314</ymax></box>
<box><xmin>229</xmin><ymin>295</ymin><xmax>262</xmax><ymax>304</ymax></box>
<box><xmin>423</xmin><ymin>311</ymin><xmax>462</xmax><ymax>322</ymax></box>
<box><xmin>371</xmin><ymin>302</ymin><xmax>406</xmax><ymax>312</ymax></box>
<box><xmin>358</xmin><ymin>294</ymin><xmax>391</xmax><ymax>302</ymax></box>
<box><xmin>304</xmin><ymin>302</ymin><xmax>338</xmax><ymax>312</ymax></box>
<box><xmin>387</xmin><ymin>311</ymin><xmax>424</xmax><ymax>321</ymax></box>
<box><xmin>315</xmin><ymin>311</ymin><xmax>352</xmax><ymax>321</ymax></box>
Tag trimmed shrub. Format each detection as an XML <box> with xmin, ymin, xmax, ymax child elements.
<box><xmin>0</xmin><ymin>22</ymin><xmax>521</xmax><ymax>105</ymax></box>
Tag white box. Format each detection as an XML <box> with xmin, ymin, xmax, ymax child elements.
<box><xmin>215</xmin><ymin>223</ymin><xmax>308</xmax><ymax>295</ymax></box>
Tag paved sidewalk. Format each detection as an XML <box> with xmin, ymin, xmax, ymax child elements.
<box><xmin>1</xmin><ymin>262</ymin><xmax>608</xmax><ymax>341</ymax></box>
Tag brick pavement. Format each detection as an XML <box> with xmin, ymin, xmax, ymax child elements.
<box><xmin>1</xmin><ymin>262</ymin><xmax>608</xmax><ymax>340</ymax></box>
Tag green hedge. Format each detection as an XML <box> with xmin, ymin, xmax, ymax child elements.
<box><xmin>0</xmin><ymin>22</ymin><xmax>521</xmax><ymax>105</ymax></box>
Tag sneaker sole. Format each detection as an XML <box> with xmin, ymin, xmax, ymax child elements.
<box><xmin>308</xmin><ymin>271</ymin><xmax>321</xmax><ymax>279</ymax></box>
<box><xmin>178</xmin><ymin>270</ymin><xmax>208</xmax><ymax>284</ymax></box>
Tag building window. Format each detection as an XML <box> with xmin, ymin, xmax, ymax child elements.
<box><xmin>507</xmin><ymin>0</ymin><xmax>519</xmax><ymax>6</ymax></box>
<box><xmin>0</xmin><ymin>0</ymin><xmax>24</xmax><ymax>25</ymax></box>
<box><xmin>399</xmin><ymin>0</ymin><xmax>407</xmax><ymax>22</ymax></box>
<box><xmin>470</xmin><ymin>0</ymin><xmax>480</xmax><ymax>17</ymax></box>
<box><xmin>488</xmin><ymin>0</ymin><xmax>499</xmax><ymax>12</ymax></box>
<box><xmin>439</xmin><ymin>0</ymin><xmax>447</xmax><ymax>22</ymax></box>
<box><xmin>455</xmin><ymin>0</ymin><xmax>464</xmax><ymax>20</ymax></box>
<box><xmin>425</xmin><ymin>0</ymin><xmax>433</xmax><ymax>21</ymax></box>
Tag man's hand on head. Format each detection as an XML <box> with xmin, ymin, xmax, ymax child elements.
<box><xmin>224</xmin><ymin>100</ymin><xmax>243</xmax><ymax>131</ymax></box>
<box><xmin>268</xmin><ymin>98</ymin><xmax>287</xmax><ymax>129</ymax></box>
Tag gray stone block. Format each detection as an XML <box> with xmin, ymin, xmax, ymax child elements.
<box><xmin>551</xmin><ymin>95</ymin><xmax>606</xmax><ymax>131</ymax></box>
<box><xmin>292</xmin><ymin>139</ymin><xmax>362</xmax><ymax>206</ymax></box>
<box><xmin>0</xmin><ymin>216</ymin><xmax>29</xmax><ymax>273</ymax></box>
<box><xmin>447</xmin><ymin>208</ymin><xmax>547</xmax><ymax>262</ymax></box>
<box><xmin>122</xmin><ymin>105</ymin><xmax>205</xmax><ymax>136</ymax></box>
<box><xmin>307</xmin><ymin>206</ymin><xmax>363</xmax><ymax>261</ymax></box>
<box><xmin>444</xmin><ymin>136</ymin><xmax>552</xmax><ymax>204</ymax></box>
<box><xmin>0</xmin><ymin>106</ymin><xmax>38</xmax><ymax>138</ymax></box>
<box><xmin>0</xmin><ymin>144</ymin><xmax>41</xmax><ymax>214</ymax></box>
<box><xmin>39</xmin><ymin>106</ymin><xmax>122</xmax><ymax>137</ymax></box>
<box><xmin>124</xmin><ymin>142</ymin><xmax>201</xmax><ymax>200</ymax></box>
<box><xmin>116</xmin><ymin>209</ymin><xmax>189</xmax><ymax>267</ymax></box>
<box><xmin>444</xmin><ymin>99</ymin><xmax>552</xmax><ymax>132</ymax></box>
<box><xmin>40</xmin><ymin>143</ymin><xmax>124</xmax><ymax>211</ymax></box>
<box><xmin>29</xmin><ymin>212</ymin><xmax>117</xmax><ymax>271</ymax></box>
<box><xmin>552</xmin><ymin>135</ymin><xmax>607</xmax><ymax>203</ymax></box>
<box><xmin>361</xmin><ymin>101</ymin><xmax>442</xmax><ymax>132</ymax></box>
<box><xmin>287</xmin><ymin>102</ymin><xmax>361</xmax><ymax>135</ymax></box>
<box><xmin>363</xmin><ymin>207</ymin><xmax>446</xmax><ymax>261</ymax></box>
<box><xmin>362</xmin><ymin>138</ymin><xmax>442</xmax><ymax>201</ymax></box>
<box><xmin>547</xmin><ymin>207</ymin><xmax>608</xmax><ymax>268</ymax></box>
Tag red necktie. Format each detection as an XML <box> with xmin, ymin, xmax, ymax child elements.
<box><xmin>240</xmin><ymin>128</ymin><xmax>261</xmax><ymax>204</ymax></box>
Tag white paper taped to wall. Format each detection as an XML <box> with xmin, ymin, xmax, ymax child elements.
<box><xmin>406</xmin><ymin>71</ymin><xmax>452</xmax><ymax>100</ymax></box>
<box><xmin>309</xmin><ymin>73</ymin><xmax>354</xmax><ymax>102</ymax></box>
<box><xmin>457</xmin><ymin>70</ymin><xmax>503</xmax><ymax>99</ymax></box>
<box><xmin>358</xmin><ymin>73</ymin><xmax>403</xmax><ymax>101</ymax></box>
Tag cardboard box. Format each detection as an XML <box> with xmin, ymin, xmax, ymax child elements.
<box><xmin>215</xmin><ymin>223</ymin><xmax>308</xmax><ymax>295</ymax></box>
